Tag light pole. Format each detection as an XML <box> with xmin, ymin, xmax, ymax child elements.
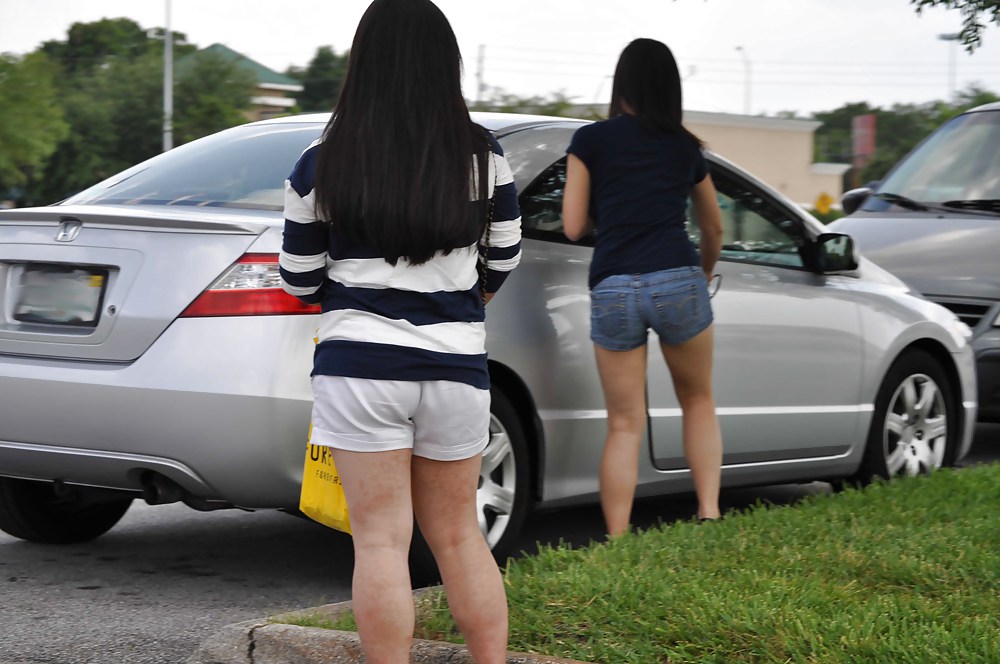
<box><xmin>163</xmin><ymin>0</ymin><xmax>173</xmax><ymax>152</ymax></box>
<box><xmin>735</xmin><ymin>46</ymin><xmax>751</xmax><ymax>115</ymax></box>
<box><xmin>937</xmin><ymin>32</ymin><xmax>960</xmax><ymax>102</ymax></box>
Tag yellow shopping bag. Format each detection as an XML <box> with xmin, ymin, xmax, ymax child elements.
<box><xmin>299</xmin><ymin>426</ymin><xmax>352</xmax><ymax>534</ymax></box>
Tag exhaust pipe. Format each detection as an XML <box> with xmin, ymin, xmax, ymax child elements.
<box><xmin>140</xmin><ymin>473</ymin><xmax>184</xmax><ymax>505</ymax></box>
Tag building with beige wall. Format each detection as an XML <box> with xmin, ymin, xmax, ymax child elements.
<box><xmin>684</xmin><ymin>111</ymin><xmax>848</xmax><ymax>209</ymax></box>
<box><xmin>199</xmin><ymin>44</ymin><xmax>303</xmax><ymax>122</ymax></box>
<box><xmin>568</xmin><ymin>105</ymin><xmax>849</xmax><ymax>210</ymax></box>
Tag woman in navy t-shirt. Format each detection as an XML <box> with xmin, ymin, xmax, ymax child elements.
<box><xmin>563</xmin><ymin>38</ymin><xmax>725</xmax><ymax>535</ymax></box>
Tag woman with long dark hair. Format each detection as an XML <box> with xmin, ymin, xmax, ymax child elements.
<box><xmin>280</xmin><ymin>1</ymin><xmax>520</xmax><ymax>660</ymax></box>
<box><xmin>562</xmin><ymin>38</ymin><xmax>724</xmax><ymax>536</ymax></box>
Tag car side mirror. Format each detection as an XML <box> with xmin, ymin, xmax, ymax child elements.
<box><xmin>841</xmin><ymin>187</ymin><xmax>872</xmax><ymax>216</ymax></box>
<box><xmin>814</xmin><ymin>232</ymin><xmax>859</xmax><ymax>273</ymax></box>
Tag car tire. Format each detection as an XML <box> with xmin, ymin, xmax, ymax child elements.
<box><xmin>855</xmin><ymin>350</ymin><xmax>957</xmax><ymax>484</ymax></box>
<box><xmin>409</xmin><ymin>385</ymin><xmax>532</xmax><ymax>583</ymax></box>
<box><xmin>0</xmin><ymin>478</ymin><xmax>133</xmax><ymax>544</ymax></box>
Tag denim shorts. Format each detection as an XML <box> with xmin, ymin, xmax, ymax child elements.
<box><xmin>590</xmin><ymin>266</ymin><xmax>714</xmax><ymax>351</ymax></box>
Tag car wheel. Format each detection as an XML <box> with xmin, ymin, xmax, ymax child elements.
<box><xmin>857</xmin><ymin>350</ymin><xmax>956</xmax><ymax>483</ymax></box>
<box><xmin>477</xmin><ymin>386</ymin><xmax>532</xmax><ymax>561</ymax></box>
<box><xmin>409</xmin><ymin>385</ymin><xmax>532</xmax><ymax>582</ymax></box>
<box><xmin>0</xmin><ymin>478</ymin><xmax>133</xmax><ymax>544</ymax></box>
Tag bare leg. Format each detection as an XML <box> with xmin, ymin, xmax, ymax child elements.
<box><xmin>593</xmin><ymin>344</ymin><xmax>649</xmax><ymax>536</ymax></box>
<box><xmin>331</xmin><ymin>448</ymin><xmax>414</xmax><ymax>664</ymax></box>
<box><xmin>412</xmin><ymin>454</ymin><xmax>508</xmax><ymax>663</ymax></box>
<box><xmin>660</xmin><ymin>324</ymin><xmax>722</xmax><ymax>520</ymax></box>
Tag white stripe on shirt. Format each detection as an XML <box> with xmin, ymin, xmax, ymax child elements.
<box><xmin>318</xmin><ymin>309</ymin><xmax>486</xmax><ymax>355</ymax></box>
<box><xmin>483</xmin><ymin>219</ymin><xmax>522</xmax><ymax>248</ymax></box>
<box><xmin>327</xmin><ymin>246</ymin><xmax>480</xmax><ymax>292</ymax></box>
<box><xmin>279</xmin><ymin>251</ymin><xmax>327</xmax><ymax>273</ymax></box>
<box><xmin>284</xmin><ymin>182</ymin><xmax>318</xmax><ymax>224</ymax></box>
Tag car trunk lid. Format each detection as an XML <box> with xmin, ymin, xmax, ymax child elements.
<box><xmin>0</xmin><ymin>204</ymin><xmax>271</xmax><ymax>362</ymax></box>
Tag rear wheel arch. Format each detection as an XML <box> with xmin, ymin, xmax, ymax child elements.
<box><xmin>488</xmin><ymin>360</ymin><xmax>545</xmax><ymax>503</ymax></box>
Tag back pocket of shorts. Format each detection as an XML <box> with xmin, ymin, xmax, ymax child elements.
<box><xmin>649</xmin><ymin>283</ymin><xmax>700</xmax><ymax>329</ymax></box>
<box><xmin>590</xmin><ymin>291</ymin><xmax>627</xmax><ymax>338</ymax></box>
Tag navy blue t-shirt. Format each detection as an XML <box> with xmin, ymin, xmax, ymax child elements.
<box><xmin>566</xmin><ymin>114</ymin><xmax>707</xmax><ymax>289</ymax></box>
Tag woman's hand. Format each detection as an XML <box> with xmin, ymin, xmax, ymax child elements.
<box><xmin>690</xmin><ymin>174</ymin><xmax>724</xmax><ymax>277</ymax></box>
<box><xmin>562</xmin><ymin>154</ymin><xmax>594</xmax><ymax>241</ymax></box>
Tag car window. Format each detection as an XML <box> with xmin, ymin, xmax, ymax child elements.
<box><xmin>520</xmin><ymin>157</ymin><xmax>807</xmax><ymax>267</ymax></box>
<box><xmin>686</xmin><ymin>170</ymin><xmax>807</xmax><ymax>269</ymax></box>
<box><xmin>872</xmin><ymin>110</ymin><xmax>1000</xmax><ymax>203</ymax></box>
<box><xmin>64</xmin><ymin>124</ymin><xmax>323</xmax><ymax>211</ymax></box>
<box><xmin>519</xmin><ymin>157</ymin><xmax>587</xmax><ymax>244</ymax></box>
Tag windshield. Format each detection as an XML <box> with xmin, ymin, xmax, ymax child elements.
<box><xmin>871</xmin><ymin>110</ymin><xmax>1000</xmax><ymax>206</ymax></box>
<box><xmin>63</xmin><ymin>123</ymin><xmax>324</xmax><ymax>211</ymax></box>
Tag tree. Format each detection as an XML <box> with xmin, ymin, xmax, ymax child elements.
<box><xmin>289</xmin><ymin>46</ymin><xmax>348</xmax><ymax>112</ymax></box>
<box><xmin>812</xmin><ymin>84</ymin><xmax>1000</xmax><ymax>190</ymax></box>
<box><xmin>39</xmin><ymin>18</ymin><xmax>193</xmax><ymax>72</ymax></box>
<box><xmin>911</xmin><ymin>0</ymin><xmax>1000</xmax><ymax>50</ymax></box>
<box><xmin>470</xmin><ymin>87</ymin><xmax>579</xmax><ymax>117</ymax></box>
<box><xmin>173</xmin><ymin>51</ymin><xmax>256</xmax><ymax>144</ymax></box>
<box><xmin>21</xmin><ymin>19</ymin><xmax>258</xmax><ymax>205</ymax></box>
<box><xmin>0</xmin><ymin>53</ymin><xmax>68</xmax><ymax>194</ymax></box>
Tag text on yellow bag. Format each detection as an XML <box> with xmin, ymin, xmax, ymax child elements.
<box><xmin>299</xmin><ymin>427</ymin><xmax>352</xmax><ymax>535</ymax></box>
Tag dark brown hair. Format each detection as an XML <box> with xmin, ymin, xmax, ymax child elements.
<box><xmin>313</xmin><ymin>0</ymin><xmax>491</xmax><ymax>265</ymax></box>
<box><xmin>609</xmin><ymin>38</ymin><xmax>703</xmax><ymax>147</ymax></box>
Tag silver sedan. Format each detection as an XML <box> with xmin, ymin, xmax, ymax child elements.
<box><xmin>0</xmin><ymin>113</ymin><xmax>978</xmax><ymax>561</ymax></box>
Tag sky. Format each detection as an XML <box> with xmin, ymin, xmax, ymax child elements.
<box><xmin>3</xmin><ymin>0</ymin><xmax>1000</xmax><ymax>117</ymax></box>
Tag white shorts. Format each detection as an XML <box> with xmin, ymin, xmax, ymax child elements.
<box><xmin>310</xmin><ymin>376</ymin><xmax>491</xmax><ymax>461</ymax></box>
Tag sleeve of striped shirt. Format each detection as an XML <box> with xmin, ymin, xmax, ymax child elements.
<box><xmin>481</xmin><ymin>137</ymin><xmax>522</xmax><ymax>294</ymax></box>
<box><xmin>280</xmin><ymin>142</ymin><xmax>328</xmax><ymax>305</ymax></box>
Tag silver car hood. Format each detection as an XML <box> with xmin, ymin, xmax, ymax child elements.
<box><xmin>831</xmin><ymin>212</ymin><xmax>1000</xmax><ymax>299</ymax></box>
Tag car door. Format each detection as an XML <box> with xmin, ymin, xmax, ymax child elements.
<box><xmin>646</xmin><ymin>163</ymin><xmax>866</xmax><ymax>472</ymax></box>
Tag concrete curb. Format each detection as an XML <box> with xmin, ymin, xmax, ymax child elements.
<box><xmin>188</xmin><ymin>600</ymin><xmax>590</xmax><ymax>664</ymax></box>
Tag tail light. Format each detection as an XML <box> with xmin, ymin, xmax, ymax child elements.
<box><xmin>180</xmin><ymin>253</ymin><xmax>321</xmax><ymax>317</ymax></box>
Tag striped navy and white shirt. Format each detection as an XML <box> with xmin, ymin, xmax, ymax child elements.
<box><xmin>279</xmin><ymin>134</ymin><xmax>522</xmax><ymax>390</ymax></box>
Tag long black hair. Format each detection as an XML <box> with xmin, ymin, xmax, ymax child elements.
<box><xmin>608</xmin><ymin>38</ymin><xmax>703</xmax><ymax>147</ymax></box>
<box><xmin>313</xmin><ymin>0</ymin><xmax>491</xmax><ymax>265</ymax></box>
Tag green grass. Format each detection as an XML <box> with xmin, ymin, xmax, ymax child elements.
<box><xmin>292</xmin><ymin>464</ymin><xmax>1000</xmax><ymax>663</ymax></box>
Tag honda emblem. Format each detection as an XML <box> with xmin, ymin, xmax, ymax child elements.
<box><xmin>55</xmin><ymin>219</ymin><xmax>82</xmax><ymax>242</ymax></box>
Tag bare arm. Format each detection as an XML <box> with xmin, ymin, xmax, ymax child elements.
<box><xmin>562</xmin><ymin>154</ymin><xmax>595</xmax><ymax>242</ymax></box>
<box><xmin>690</xmin><ymin>174</ymin><xmax>723</xmax><ymax>279</ymax></box>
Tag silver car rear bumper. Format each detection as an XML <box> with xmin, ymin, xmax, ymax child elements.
<box><xmin>0</xmin><ymin>316</ymin><xmax>318</xmax><ymax>507</ymax></box>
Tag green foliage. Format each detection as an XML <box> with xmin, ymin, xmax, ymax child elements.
<box><xmin>313</xmin><ymin>464</ymin><xmax>1000</xmax><ymax>663</ymax></box>
<box><xmin>911</xmin><ymin>0</ymin><xmax>1000</xmax><ymax>51</ymax></box>
<box><xmin>17</xmin><ymin>19</ymin><xmax>258</xmax><ymax>205</ymax></box>
<box><xmin>813</xmin><ymin>84</ymin><xmax>1000</xmax><ymax>191</ymax></box>
<box><xmin>39</xmin><ymin>18</ymin><xmax>194</xmax><ymax>72</ymax></box>
<box><xmin>174</xmin><ymin>51</ymin><xmax>256</xmax><ymax>144</ymax></box>
<box><xmin>288</xmin><ymin>46</ymin><xmax>348</xmax><ymax>113</ymax></box>
<box><xmin>471</xmin><ymin>87</ymin><xmax>579</xmax><ymax>118</ymax></box>
<box><xmin>0</xmin><ymin>52</ymin><xmax>68</xmax><ymax>192</ymax></box>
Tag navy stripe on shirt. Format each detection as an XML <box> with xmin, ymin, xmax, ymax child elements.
<box><xmin>313</xmin><ymin>340</ymin><xmax>490</xmax><ymax>390</ymax></box>
<box><xmin>322</xmin><ymin>280</ymin><xmax>485</xmax><ymax>325</ymax></box>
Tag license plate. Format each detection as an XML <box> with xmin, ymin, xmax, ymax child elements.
<box><xmin>12</xmin><ymin>264</ymin><xmax>108</xmax><ymax>327</ymax></box>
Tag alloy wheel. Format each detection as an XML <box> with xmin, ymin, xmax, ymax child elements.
<box><xmin>477</xmin><ymin>413</ymin><xmax>518</xmax><ymax>548</ymax></box>
<box><xmin>882</xmin><ymin>372</ymin><xmax>948</xmax><ymax>477</ymax></box>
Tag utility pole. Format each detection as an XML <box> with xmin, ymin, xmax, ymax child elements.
<box><xmin>938</xmin><ymin>32</ymin><xmax>961</xmax><ymax>102</ymax></box>
<box><xmin>735</xmin><ymin>45</ymin><xmax>751</xmax><ymax>115</ymax></box>
<box><xmin>476</xmin><ymin>44</ymin><xmax>485</xmax><ymax>104</ymax></box>
<box><xmin>163</xmin><ymin>0</ymin><xmax>174</xmax><ymax>152</ymax></box>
